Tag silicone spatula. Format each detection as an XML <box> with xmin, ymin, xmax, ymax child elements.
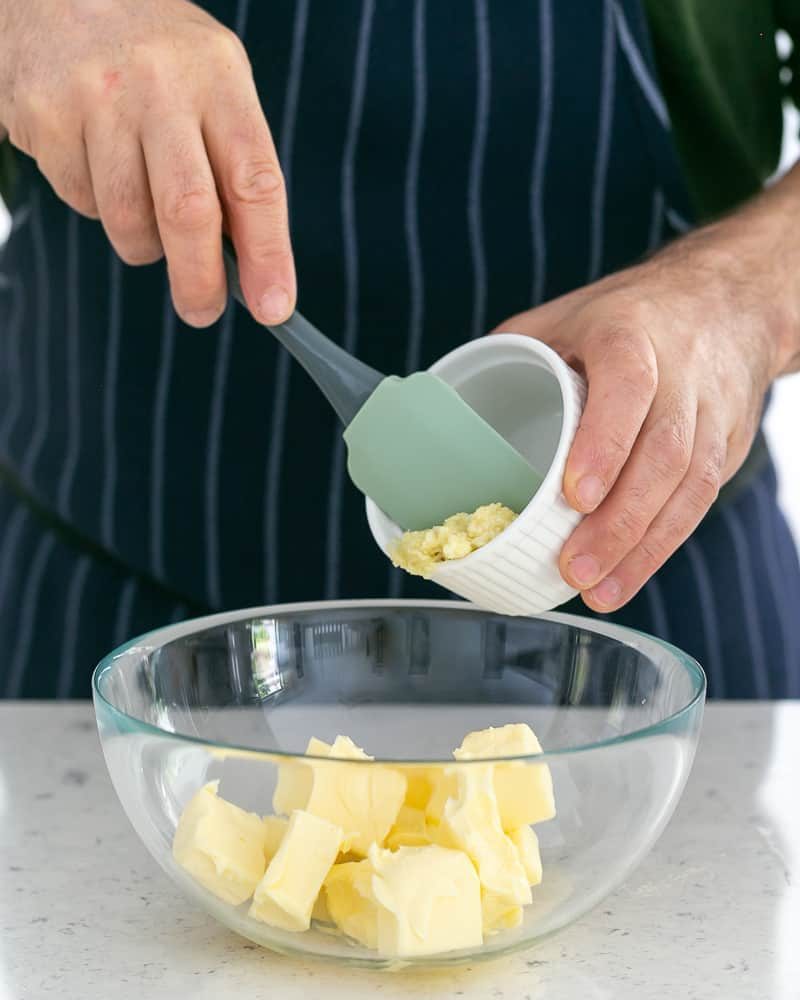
<box><xmin>222</xmin><ymin>237</ymin><xmax>542</xmax><ymax>530</ymax></box>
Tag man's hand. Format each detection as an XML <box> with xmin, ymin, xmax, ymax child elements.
<box><xmin>0</xmin><ymin>0</ymin><xmax>294</xmax><ymax>327</ymax></box>
<box><xmin>495</xmin><ymin>164</ymin><xmax>800</xmax><ymax>612</ymax></box>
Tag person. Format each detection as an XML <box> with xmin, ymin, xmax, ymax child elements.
<box><xmin>1</xmin><ymin>0</ymin><xmax>799</xmax><ymax>700</ymax></box>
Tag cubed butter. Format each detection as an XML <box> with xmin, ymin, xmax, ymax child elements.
<box><xmin>509</xmin><ymin>825</ymin><xmax>543</xmax><ymax>886</ymax></box>
<box><xmin>271</xmin><ymin>737</ymin><xmax>332</xmax><ymax>815</ymax></box>
<box><xmin>172</xmin><ymin>781</ymin><xmax>267</xmax><ymax>906</ymax></box>
<box><xmin>440</xmin><ymin>767</ymin><xmax>532</xmax><ymax>909</ymax></box>
<box><xmin>324</xmin><ymin>860</ymin><xmax>379</xmax><ymax>949</ymax></box>
<box><xmin>305</xmin><ymin>755</ymin><xmax>406</xmax><ymax>856</ymax></box>
<box><xmin>368</xmin><ymin>844</ymin><xmax>483</xmax><ymax>957</ymax></box>
<box><xmin>401</xmin><ymin>767</ymin><xmax>435</xmax><ymax>810</ymax></box>
<box><xmin>454</xmin><ymin>724</ymin><xmax>555</xmax><ymax>830</ymax></box>
<box><xmin>385</xmin><ymin>805</ymin><xmax>430</xmax><ymax>850</ymax></box>
<box><xmin>262</xmin><ymin>814</ymin><xmax>289</xmax><ymax>862</ymax></box>
<box><xmin>481</xmin><ymin>893</ymin><xmax>524</xmax><ymax>934</ymax></box>
<box><xmin>249</xmin><ymin>809</ymin><xmax>342</xmax><ymax>932</ymax></box>
<box><xmin>424</xmin><ymin>770</ymin><xmax>457</xmax><ymax>825</ymax></box>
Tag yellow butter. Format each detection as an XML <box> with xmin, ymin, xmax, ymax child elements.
<box><xmin>261</xmin><ymin>814</ymin><xmax>289</xmax><ymax>863</ymax></box>
<box><xmin>401</xmin><ymin>767</ymin><xmax>435</xmax><ymax>810</ymax></box>
<box><xmin>305</xmin><ymin>746</ymin><xmax>406</xmax><ymax>856</ymax></box>
<box><xmin>509</xmin><ymin>825</ymin><xmax>543</xmax><ymax>886</ymax></box>
<box><xmin>271</xmin><ymin>737</ymin><xmax>332</xmax><ymax>816</ymax></box>
<box><xmin>249</xmin><ymin>809</ymin><xmax>342</xmax><ymax>932</ymax></box>
<box><xmin>385</xmin><ymin>805</ymin><xmax>430</xmax><ymax>850</ymax></box>
<box><xmin>440</xmin><ymin>767</ymin><xmax>532</xmax><ymax>909</ymax></box>
<box><xmin>389</xmin><ymin>503</ymin><xmax>517</xmax><ymax>579</ymax></box>
<box><xmin>324</xmin><ymin>860</ymin><xmax>379</xmax><ymax>949</ymax></box>
<box><xmin>481</xmin><ymin>893</ymin><xmax>524</xmax><ymax>934</ymax></box>
<box><xmin>172</xmin><ymin>781</ymin><xmax>267</xmax><ymax>906</ymax></box>
<box><xmin>454</xmin><ymin>724</ymin><xmax>555</xmax><ymax>830</ymax></box>
<box><xmin>368</xmin><ymin>844</ymin><xmax>483</xmax><ymax>957</ymax></box>
<box><xmin>424</xmin><ymin>770</ymin><xmax>458</xmax><ymax>825</ymax></box>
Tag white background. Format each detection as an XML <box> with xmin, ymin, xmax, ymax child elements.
<box><xmin>1</xmin><ymin>96</ymin><xmax>799</xmax><ymax>549</ymax></box>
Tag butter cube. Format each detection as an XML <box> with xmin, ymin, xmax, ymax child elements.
<box><xmin>369</xmin><ymin>844</ymin><xmax>483</xmax><ymax>957</ymax></box>
<box><xmin>401</xmin><ymin>767</ymin><xmax>435</xmax><ymax>810</ymax></box>
<box><xmin>249</xmin><ymin>809</ymin><xmax>342</xmax><ymax>931</ymax></box>
<box><xmin>440</xmin><ymin>767</ymin><xmax>531</xmax><ymax>909</ymax></box>
<box><xmin>306</xmin><ymin>756</ymin><xmax>406</xmax><ymax>856</ymax></box>
<box><xmin>481</xmin><ymin>893</ymin><xmax>523</xmax><ymax>934</ymax></box>
<box><xmin>324</xmin><ymin>860</ymin><xmax>379</xmax><ymax>949</ymax></box>
<box><xmin>509</xmin><ymin>825</ymin><xmax>543</xmax><ymax>886</ymax></box>
<box><xmin>385</xmin><ymin>805</ymin><xmax>430</xmax><ymax>850</ymax></box>
<box><xmin>262</xmin><ymin>815</ymin><xmax>289</xmax><ymax>862</ymax></box>
<box><xmin>328</xmin><ymin>735</ymin><xmax>372</xmax><ymax>760</ymax></box>
<box><xmin>454</xmin><ymin>724</ymin><xmax>555</xmax><ymax>830</ymax></box>
<box><xmin>271</xmin><ymin>737</ymin><xmax>332</xmax><ymax>815</ymax></box>
<box><xmin>172</xmin><ymin>781</ymin><xmax>267</xmax><ymax>906</ymax></box>
<box><xmin>424</xmin><ymin>770</ymin><xmax>457</xmax><ymax>825</ymax></box>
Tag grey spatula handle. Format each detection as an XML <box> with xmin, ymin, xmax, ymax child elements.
<box><xmin>222</xmin><ymin>235</ymin><xmax>383</xmax><ymax>425</ymax></box>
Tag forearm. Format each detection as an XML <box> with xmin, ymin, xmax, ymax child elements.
<box><xmin>662</xmin><ymin>161</ymin><xmax>800</xmax><ymax>380</ymax></box>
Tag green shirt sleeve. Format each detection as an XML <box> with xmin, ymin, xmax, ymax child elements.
<box><xmin>643</xmin><ymin>0</ymin><xmax>790</xmax><ymax>220</ymax></box>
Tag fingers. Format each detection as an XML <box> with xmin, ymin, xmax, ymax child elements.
<box><xmin>204</xmin><ymin>74</ymin><xmax>295</xmax><ymax>325</ymax></box>
<box><xmin>560</xmin><ymin>379</ymin><xmax>697</xmax><ymax>594</ymax></box>
<box><xmin>580</xmin><ymin>410</ymin><xmax>726</xmax><ymax>611</ymax></box>
<box><xmin>141</xmin><ymin>117</ymin><xmax>227</xmax><ymax>327</ymax></box>
<box><xmin>562</xmin><ymin>326</ymin><xmax>659</xmax><ymax>512</ymax></box>
<box><xmin>85</xmin><ymin>117</ymin><xmax>162</xmax><ymax>265</ymax></box>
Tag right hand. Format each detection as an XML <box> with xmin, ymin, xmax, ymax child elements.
<box><xmin>0</xmin><ymin>0</ymin><xmax>295</xmax><ymax>327</ymax></box>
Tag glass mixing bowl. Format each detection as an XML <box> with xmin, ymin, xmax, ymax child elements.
<box><xmin>93</xmin><ymin>600</ymin><xmax>705</xmax><ymax>968</ymax></box>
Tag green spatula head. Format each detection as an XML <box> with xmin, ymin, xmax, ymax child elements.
<box><xmin>343</xmin><ymin>372</ymin><xmax>542</xmax><ymax>531</ymax></box>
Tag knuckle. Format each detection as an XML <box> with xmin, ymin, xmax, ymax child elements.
<box><xmin>213</xmin><ymin>26</ymin><xmax>249</xmax><ymax>63</ymax></box>
<box><xmin>637</xmin><ymin>533</ymin><xmax>671</xmax><ymax>572</ymax></box>
<box><xmin>590</xmin><ymin>324</ymin><xmax>658</xmax><ymax>398</ymax></box>
<box><xmin>646</xmin><ymin>414</ymin><xmax>693</xmax><ymax>481</ymax></box>
<box><xmin>685</xmin><ymin>462</ymin><xmax>721</xmax><ymax>513</ymax></box>
<box><xmin>228</xmin><ymin>159</ymin><xmax>285</xmax><ymax>207</ymax></box>
<box><xmin>159</xmin><ymin>184</ymin><xmax>220</xmax><ymax>232</ymax></box>
<box><xmin>607</xmin><ymin>504</ymin><xmax>648</xmax><ymax>549</ymax></box>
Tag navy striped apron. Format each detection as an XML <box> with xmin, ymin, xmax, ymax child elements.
<box><xmin>1</xmin><ymin>0</ymin><xmax>799</xmax><ymax>699</ymax></box>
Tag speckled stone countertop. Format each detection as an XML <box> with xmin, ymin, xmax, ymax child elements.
<box><xmin>1</xmin><ymin>702</ymin><xmax>798</xmax><ymax>999</ymax></box>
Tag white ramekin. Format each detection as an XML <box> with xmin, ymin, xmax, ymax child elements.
<box><xmin>366</xmin><ymin>334</ymin><xmax>587</xmax><ymax>616</ymax></box>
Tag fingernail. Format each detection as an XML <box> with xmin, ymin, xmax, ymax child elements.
<box><xmin>183</xmin><ymin>308</ymin><xmax>222</xmax><ymax>328</ymax></box>
<box><xmin>259</xmin><ymin>285</ymin><xmax>292</xmax><ymax>324</ymax></box>
<box><xmin>568</xmin><ymin>554</ymin><xmax>601</xmax><ymax>586</ymax></box>
<box><xmin>591</xmin><ymin>577</ymin><xmax>622</xmax><ymax>607</ymax></box>
<box><xmin>576</xmin><ymin>475</ymin><xmax>605</xmax><ymax>511</ymax></box>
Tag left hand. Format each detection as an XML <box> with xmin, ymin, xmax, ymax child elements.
<box><xmin>494</xmin><ymin>179</ymin><xmax>800</xmax><ymax>612</ymax></box>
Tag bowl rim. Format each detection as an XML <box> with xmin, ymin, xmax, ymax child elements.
<box><xmin>92</xmin><ymin>599</ymin><xmax>706</xmax><ymax>763</ymax></box>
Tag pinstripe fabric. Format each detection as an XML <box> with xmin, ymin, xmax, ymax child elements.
<box><xmin>719</xmin><ymin>505</ymin><xmax>770</xmax><ymax>698</ymax></box>
<box><xmin>1</xmin><ymin>0</ymin><xmax>798</xmax><ymax>699</ymax></box>
<box><xmin>0</xmin><ymin>273</ymin><xmax>23</xmax><ymax>452</ymax></box>
<box><xmin>467</xmin><ymin>0</ymin><xmax>490</xmax><ymax>341</ymax></box>
<box><xmin>20</xmin><ymin>191</ymin><xmax>50</xmax><ymax>486</ymax></box>
<box><xmin>100</xmin><ymin>252</ymin><xmax>122</xmax><ymax>550</ymax></box>
<box><xmin>588</xmin><ymin>0</ymin><xmax>617</xmax><ymax>283</ymax></box>
<box><xmin>6</xmin><ymin>533</ymin><xmax>56</xmax><ymax>697</ymax></box>
<box><xmin>57</xmin><ymin>210</ymin><xmax>81</xmax><ymax>518</ymax></box>
<box><xmin>324</xmin><ymin>0</ymin><xmax>375</xmax><ymax>599</ymax></box>
<box><xmin>150</xmin><ymin>280</ymin><xmax>177</xmax><ymax>582</ymax></box>
<box><xmin>57</xmin><ymin>555</ymin><xmax>92</xmax><ymax>698</ymax></box>
<box><xmin>646</xmin><ymin>188</ymin><xmax>664</xmax><ymax>253</ymax></box>
<box><xmin>112</xmin><ymin>578</ymin><xmax>138</xmax><ymax>649</ymax></box>
<box><xmin>264</xmin><ymin>0</ymin><xmax>310</xmax><ymax>604</ymax></box>
<box><xmin>613</xmin><ymin>2</ymin><xmax>669</xmax><ymax>128</ymax></box>
<box><xmin>683</xmin><ymin>536</ymin><xmax>726</xmax><ymax>698</ymax></box>
<box><xmin>530</xmin><ymin>0</ymin><xmax>553</xmax><ymax>307</ymax></box>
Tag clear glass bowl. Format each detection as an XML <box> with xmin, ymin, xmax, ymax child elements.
<box><xmin>93</xmin><ymin>600</ymin><xmax>705</xmax><ymax>968</ymax></box>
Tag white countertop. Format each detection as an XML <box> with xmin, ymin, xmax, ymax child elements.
<box><xmin>1</xmin><ymin>702</ymin><xmax>798</xmax><ymax>1000</ymax></box>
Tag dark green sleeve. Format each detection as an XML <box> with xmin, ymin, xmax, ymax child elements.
<box><xmin>643</xmin><ymin>0</ymin><xmax>786</xmax><ymax>220</ymax></box>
